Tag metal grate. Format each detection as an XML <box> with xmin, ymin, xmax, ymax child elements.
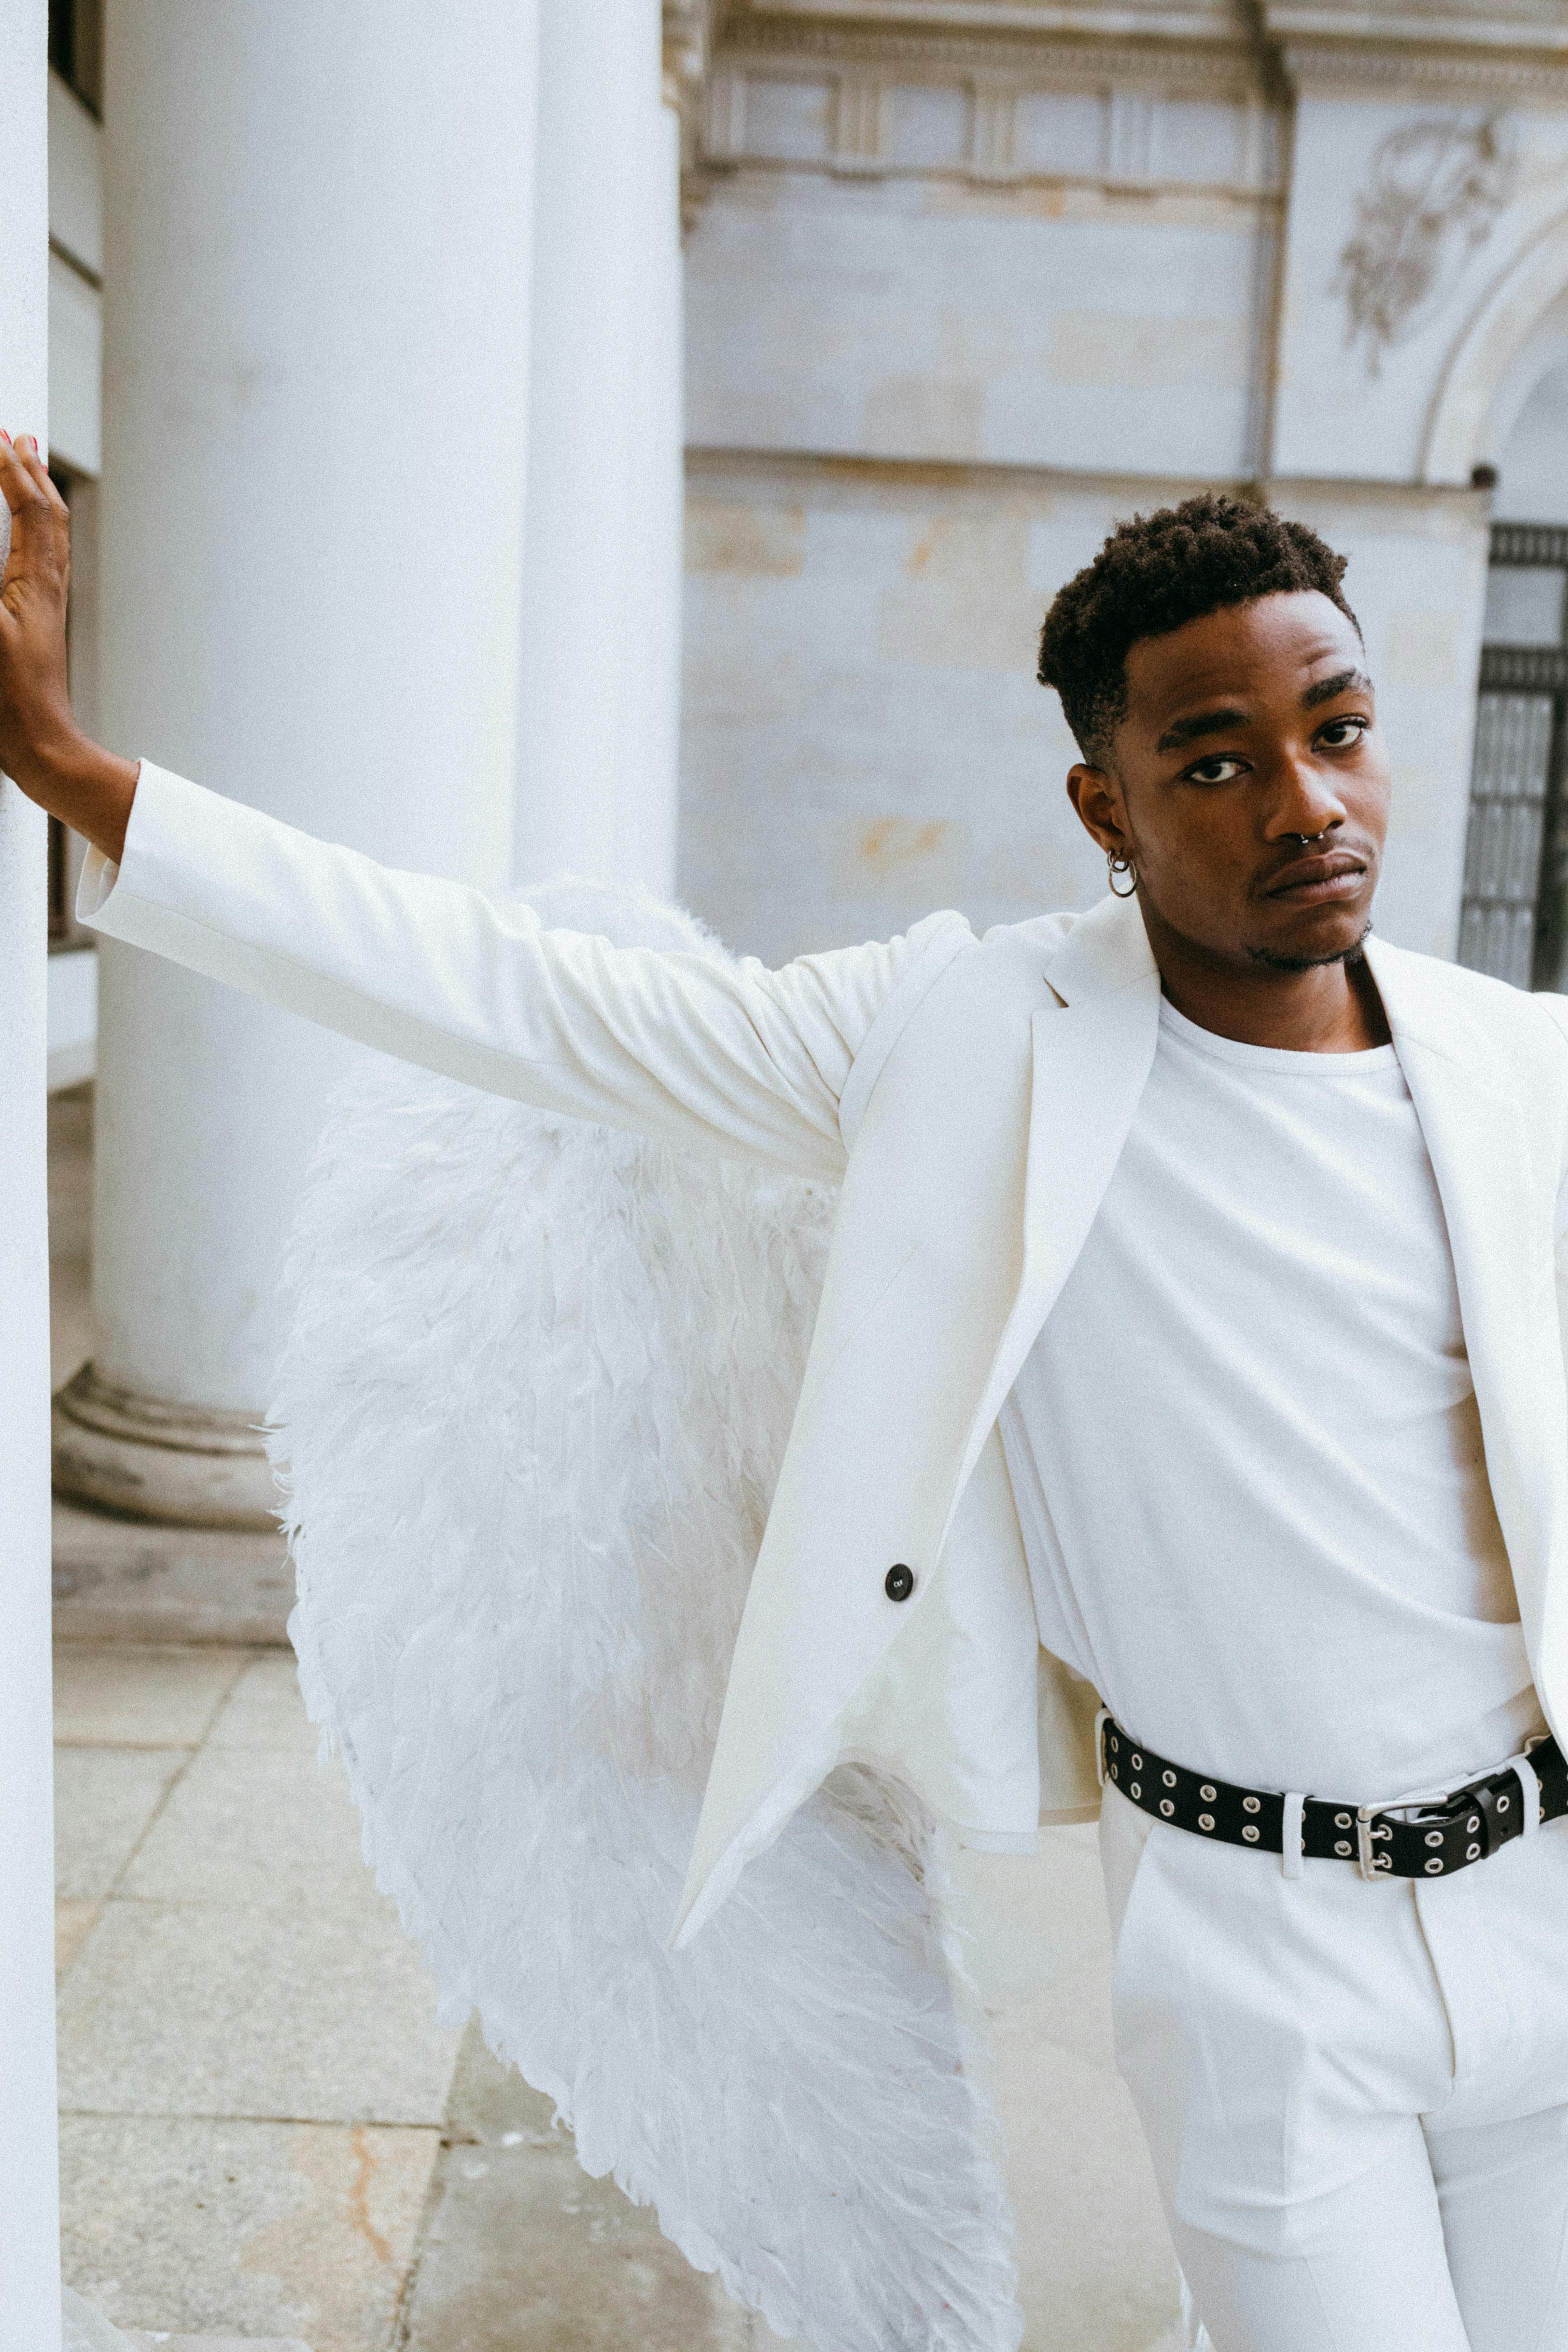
<box><xmin>1457</xmin><ymin>523</ymin><xmax>1568</xmax><ymax>991</ymax></box>
<box><xmin>1457</xmin><ymin>693</ymin><xmax>1555</xmax><ymax>988</ymax></box>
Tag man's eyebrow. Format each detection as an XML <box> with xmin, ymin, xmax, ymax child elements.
<box><xmin>1154</xmin><ymin>706</ymin><xmax>1247</xmax><ymax>754</ymax></box>
<box><xmin>1302</xmin><ymin>667</ymin><xmax>1372</xmax><ymax>710</ymax></box>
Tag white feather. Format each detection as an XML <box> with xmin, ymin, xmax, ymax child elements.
<box><xmin>268</xmin><ymin>880</ymin><xmax>1022</xmax><ymax>2352</ymax></box>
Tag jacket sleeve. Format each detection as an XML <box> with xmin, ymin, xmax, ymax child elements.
<box><xmin>78</xmin><ymin>763</ymin><xmax>974</xmax><ymax>1180</ymax></box>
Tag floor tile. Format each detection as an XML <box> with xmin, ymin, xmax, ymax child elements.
<box><xmin>404</xmin><ymin>2027</ymin><xmax>763</xmax><ymax>2352</ymax></box>
<box><xmin>56</xmin><ymin>1748</ymin><xmax>187</xmax><ymax>1898</ymax></box>
<box><xmin>207</xmin><ymin>1655</ymin><xmax>320</xmax><ymax>1758</ymax></box>
<box><xmin>951</xmin><ymin>1830</ymin><xmax>1119</xmax><ymax>2073</ymax></box>
<box><xmin>62</xmin><ymin>2113</ymin><xmax>440</xmax><ymax>2352</ymax></box>
<box><xmin>57</xmin><ymin>1896</ymin><xmax>105</xmax><ymax>1983</ymax></box>
<box><xmin>57</xmin><ymin>1893</ymin><xmax>461</xmax><ymax>2127</ymax></box>
<box><xmin>1000</xmin><ymin>2028</ymin><xmax>1179</xmax><ymax>2350</ymax></box>
<box><xmin>119</xmin><ymin>1745</ymin><xmax>371</xmax><ymax>1911</ymax></box>
<box><xmin>54</xmin><ymin>1646</ymin><xmax>250</xmax><ymax>1749</ymax></box>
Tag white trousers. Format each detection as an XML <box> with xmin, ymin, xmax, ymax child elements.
<box><xmin>1099</xmin><ymin>1783</ymin><xmax>1568</xmax><ymax>2352</ymax></box>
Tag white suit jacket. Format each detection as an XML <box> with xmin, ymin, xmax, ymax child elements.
<box><xmin>82</xmin><ymin>764</ymin><xmax>1568</xmax><ymax>1945</ymax></box>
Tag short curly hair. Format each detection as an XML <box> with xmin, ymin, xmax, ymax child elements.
<box><xmin>1037</xmin><ymin>493</ymin><xmax>1359</xmax><ymax>765</ymax></box>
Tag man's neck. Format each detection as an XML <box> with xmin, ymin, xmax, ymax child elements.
<box><xmin>1146</xmin><ymin>919</ymin><xmax>1392</xmax><ymax>1054</ymax></box>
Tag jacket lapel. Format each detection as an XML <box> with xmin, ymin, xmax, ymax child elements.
<box><xmin>954</xmin><ymin>893</ymin><xmax>1161</xmax><ymax>1506</ymax></box>
<box><xmin>1368</xmin><ymin>939</ymin><xmax>1568</xmax><ymax>1675</ymax></box>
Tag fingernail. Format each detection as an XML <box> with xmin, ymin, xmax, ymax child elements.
<box><xmin>0</xmin><ymin>430</ymin><xmax>10</xmax><ymax>446</ymax></box>
<box><xmin>24</xmin><ymin>435</ymin><xmax>38</xmax><ymax>454</ymax></box>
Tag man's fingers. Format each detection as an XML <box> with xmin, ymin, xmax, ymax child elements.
<box><xmin>20</xmin><ymin>436</ymin><xmax>67</xmax><ymax>515</ymax></box>
<box><xmin>0</xmin><ymin>434</ymin><xmax>70</xmax><ymax>601</ymax></box>
<box><xmin>0</xmin><ymin>434</ymin><xmax>47</xmax><ymax>511</ymax></box>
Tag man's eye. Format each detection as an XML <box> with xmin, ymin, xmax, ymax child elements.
<box><xmin>1183</xmin><ymin>756</ymin><xmax>1246</xmax><ymax>785</ymax></box>
<box><xmin>1317</xmin><ymin>717</ymin><xmax>1368</xmax><ymax>749</ymax></box>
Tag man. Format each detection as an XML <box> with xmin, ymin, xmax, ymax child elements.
<box><xmin>4</xmin><ymin>434</ymin><xmax>1566</xmax><ymax>2351</ymax></box>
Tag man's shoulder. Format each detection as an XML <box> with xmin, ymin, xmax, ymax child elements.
<box><xmin>977</xmin><ymin>907</ymin><xmax>1082</xmax><ymax>952</ymax></box>
<box><xmin>1370</xmin><ymin>934</ymin><xmax>1568</xmax><ymax>1070</ymax></box>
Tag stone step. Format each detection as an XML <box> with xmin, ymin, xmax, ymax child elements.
<box><xmin>125</xmin><ymin>2338</ymin><xmax>312</xmax><ymax>2351</ymax></box>
<box><xmin>64</xmin><ymin>2292</ymin><xmax>309</xmax><ymax>2352</ymax></box>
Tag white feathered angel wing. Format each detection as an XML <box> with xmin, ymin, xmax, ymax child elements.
<box><xmin>268</xmin><ymin>880</ymin><xmax>1022</xmax><ymax>2352</ymax></box>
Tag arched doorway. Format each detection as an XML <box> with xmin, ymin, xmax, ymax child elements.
<box><xmin>1456</xmin><ymin>363</ymin><xmax>1568</xmax><ymax>991</ymax></box>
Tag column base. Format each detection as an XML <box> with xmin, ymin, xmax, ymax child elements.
<box><xmin>52</xmin><ymin>1362</ymin><xmax>279</xmax><ymax>1532</ymax></box>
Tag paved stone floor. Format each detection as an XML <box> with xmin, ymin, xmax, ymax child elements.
<box><xmin>51</xmin><ymin>1083</ymin><xmax>1186</xmax><ymax>2350</ymax></box>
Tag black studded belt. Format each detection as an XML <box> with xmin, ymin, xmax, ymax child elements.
<box><xmin>1099</xmin><ymin>1713</ymin><xmax>1568</xmax><ymax>1881</ymax></box>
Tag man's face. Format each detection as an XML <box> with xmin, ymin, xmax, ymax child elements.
<box><xmin>1069</xmin><ymin>590</ymin><xmax>1391</xmax><ymax>972</ymax></box>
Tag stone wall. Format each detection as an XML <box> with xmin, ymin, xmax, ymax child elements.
<box><xmin>680</xmin><ymin>452</ymin><xmax>1489</xmax><ymax>962</ymax></box>
<box><xmin>676</xmin><ymin>0</ymin><xmax>1568</xmax><ymax>967</ymax></box>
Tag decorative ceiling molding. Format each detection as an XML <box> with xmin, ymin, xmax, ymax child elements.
<box><xmin>1261</xmin><ymin>0</ymin><xmax>1568</xmax><ymax>96</ymax></box>
<box><xmin>714</xmin><ymin>28</ymin><xmax>1269</xmax><ymax>85</ymax></box>
<box><xmin>715</xmin><ymin>24</ymin><xmax>1268</xmax><ymax>83</ymax></box>
<box><xmin>714</xmin><ymin>0</ymin><xmax>1260</xmax><ymax>74</ymax></box>
<box><xmin>720</xmin><ymin>0</ymin><xmax>1249</xmax><ymax>36</ymax></box>
<box><xmin>699</xmin><ymin>45</ymin><xmax>1283</xmax><ymax>194</ymax></box>
<box><xmin>716</xmin><ymin>1</ymin><xmax>1568</xmax><ymax>89</ymax></box>
<box><xmin>1280</xmin><ymin>40</ymin><xmax>1568</xmax><ymax>100</ymax></box>
<box><xmin>1264</xmin><ymin>1</ymin><xmax>1567</xmax><ymax>55</ymax></box>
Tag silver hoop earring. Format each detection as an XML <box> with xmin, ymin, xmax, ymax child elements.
<box><xmin>1107</xmin><ymin>850</ymin><xmax>1138</xmax><ymax>899</ymax></box>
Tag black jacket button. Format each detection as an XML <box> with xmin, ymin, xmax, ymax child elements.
<box><xmin>884</xmin><ymin>1563</ymin><xmax>915</xmax><ymax>1603</ymax></box>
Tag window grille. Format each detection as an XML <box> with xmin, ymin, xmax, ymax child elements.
<box><xmin>1457</xmin><ymin>525</ymin><xmax>1568</xmax><ymax>991</ymax></box>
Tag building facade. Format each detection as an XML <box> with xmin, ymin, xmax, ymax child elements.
<box><xmin>38</xmin><ymin>0</ymin><xmax>1568</xmax><ymax>1521</ymax></box>
<box><xmin>678</xmin><ymin>0</ymin><xmax>1568</xmax><ymax>975</ymax></box>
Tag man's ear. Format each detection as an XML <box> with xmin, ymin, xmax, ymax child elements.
<box><xmin>1067</xmin><ymin>762</ymin><xmax>1130</xmax><ymax>859</ymax></box>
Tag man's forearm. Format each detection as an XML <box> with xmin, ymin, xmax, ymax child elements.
<box><xmin>12</xmin><ymin>732</ymin><xmax>139</xmax><ymax>867</ymax></box>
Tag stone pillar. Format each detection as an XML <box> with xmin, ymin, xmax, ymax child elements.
<box><xmin>54</xmin><ymin>0</ymin><xmax>539</xmax><ymax>1525</ymax></box>
<box><xmin>511</xmin><ymin>0</ymin><xmax>685</xmax><ymax>896</ymax></box>
<box><xmin>0</xmin><ymin>18</ymin><xmax>64</xmax><ymax>2346</ymax></box>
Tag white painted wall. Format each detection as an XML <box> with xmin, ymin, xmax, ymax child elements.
<box><xmin>1498</xmin><ymin>361</ymin><xmax>1568</xmax><ymax>522</ymax></box>
<box><xmin>0</xmin><ymin>13</ymin><xmax>64</xmax><ymax>2345</ymax></box>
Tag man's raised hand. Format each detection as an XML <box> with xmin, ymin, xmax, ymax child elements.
<box><xmin>0</xmin><ymin>433</ymin><xmax>137</xmax><ymax>864</ymax></box>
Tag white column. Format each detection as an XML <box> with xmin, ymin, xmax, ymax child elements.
<box><xmin>55</xmin><ymin>0</ymin><xmax>539</xmax><ymax>1525</ymax></box>
<box><xmin>0</xmin><ymin>13</ymin><xmax>64</xmax><ymax>2346</ymax></box>
<box><xmin>512</xmin><ymin>0</ymin><xmax>684</xmax><ymax>897</ymax></box>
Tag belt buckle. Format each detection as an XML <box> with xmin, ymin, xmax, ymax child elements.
<box><xmin>1356</xmin><ymin>1806</ymin><xmax>1395</xmax><ymax>1881</ymax></box>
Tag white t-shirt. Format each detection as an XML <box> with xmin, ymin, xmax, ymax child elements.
<box><xmin>999</xmin><ymin>995</ymin><xmax>1545</xmax><ymax>1804</ymax></box>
